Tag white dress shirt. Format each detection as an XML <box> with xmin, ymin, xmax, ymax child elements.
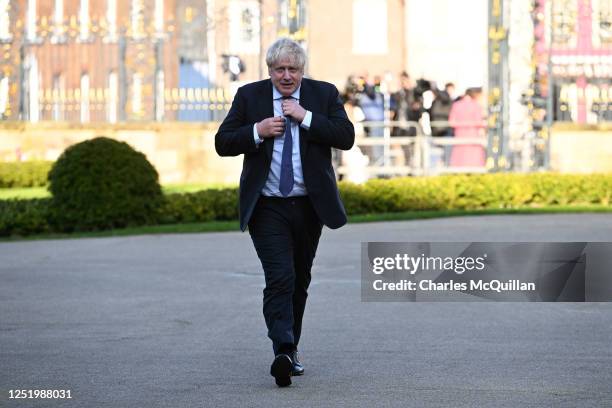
<box><xmin>253</xmin><ymin>85</ymin><xmax>312</xmax><ymax>197</ymax></box>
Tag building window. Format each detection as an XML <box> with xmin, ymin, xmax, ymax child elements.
<box><xmin>155</xmin><ymin>70</ymin><xmax>164</xmax><ymax>121</ymax></box>
<box><xmin>80</xmin><ymin>72</ymin><xmax>90</xmax><ymax>122</ymax></box>
<box><xmin>79</xmin><ymin>0</ymin><xmax>90</xmax><ymax>40</ymax></box>
<box><xmin>51</xmin><ymin>0</ymin><xmax>65</xmax><ymax>41</ymax></box>
<box><xmin>229</xmin><ymin>0</ymin><xmax>260</xmax><ymax>55</ymax></box>
<box><xmin>352</xmin><ymin>0</ymin><xmax>388</xmax><ymax>55</ymax></box>
<box><xmin>155</xmin><ymin>0</ymin><xmax>164</xmax><ymax>34</ymax></box>
<box><xmin>549</xmin><ymin>0</ymin><xmax>577</xmax><ymax>49</ymax></box>
<box><xmin>131</xmin><ymin>0</ymin><xmax>145</xmax><ymax>39</ymax></box>
<box><xmin>26</xmin><ymin>0</ymin><xmax>36</xmax><ymax>42</ymax></box>
<box><xmin>107</xmin><ymin>70</ymin><xmax>118</xmax><ymax>123</ymax></box>
<box><xmin>0</xmin><ymin>0</ymin><xmax>11</xmax><ymax>41</ymax></box>
<box><xmin>52</xmin><ymin>74</ymin><xmax>65</xmax><ymax>121</ymax></box>
<box><xmin>278</xmin><ymin>0</ymin><xmax>307</xmax><ymax>39</ymax></box>
<box><xmin>132</xmin><ymin>72</ymin><xmax>143</xmax><ymax>117</ymax></box>
<box><xmin>0</xmin><ymin>76</ymin><xmax>8</xmax><ymax>118</ymax></box>
<box><xmin>26</xmin><ymin>53</ymin><xmax>39</xmax><ymax>122</ymax></box>
<box><xmin>592</xmin><ymin>0</ymin><xmax>612</xmax><ymax>48</ymax></box>
<box><xmin>106</xmin><ymin>0</ymin><xmax>117</xmax><ymax>39</ymax></box>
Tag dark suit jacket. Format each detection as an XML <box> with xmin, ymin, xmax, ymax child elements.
<box><xmin>215</xmin><ymin>78</ymin><xmax>355</xmax><ymax>231</ymax></box>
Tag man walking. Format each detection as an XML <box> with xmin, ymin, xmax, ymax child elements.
<box><xmin>215</xmin><ymin>38</ymin><xmax>355</xmax><ymax>387</ymax></box>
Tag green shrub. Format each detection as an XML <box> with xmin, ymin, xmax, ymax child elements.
<box><xmin>338</xmin><ymin>173</ymin><xmax>612</xmax><ymax>215</ymax></box>
<box><xmin>161</xmin><ymin>192</ymin><xmax>215</xmax><ymax>223</ymax></box>
<box><xmin>0</xmin><ymin>161</ymin><xmax>53</xmax><ymax>188</ymax></box>
<box><xmin>206</xmin><ymin>188</ymin><xmax>240</xmax><ymax>220</ymax></box>
<box><xmin>336</xmin><ymin>181</ymin><xmax>372</xmax><ymax>214</ymax></box>
<box><xmin>1</xmin><ymin>173</ymin><xmax>610</xmax><ymax>237</ymax></box>
<box><xmin>47</xmin><ymin>137</ymin><xmax>164</xmax><ymax>232</ymax></box>
<box><xmin>160</xmin><ymin>189</ymin><xmax>238</xmax><ymax>224</ymax></box>
<box><xmin>0</xmin><ymin>198</ymin><xmax>51</xmax><ymax>236</ymax></box>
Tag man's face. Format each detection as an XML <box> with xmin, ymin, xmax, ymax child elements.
<box><xmin>400</xmin><ymin>76</ymin><xmax>413</xmax><ymax>89</ymax></box>
<box><xmin>269</xmin><ymin>58</ymin><xmax>303</xmax><ymax>96</ymax></box>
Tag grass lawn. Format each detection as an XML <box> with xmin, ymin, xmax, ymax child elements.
<box><xmin>2</xmin><ymin>205</ymin><xmax>610</xmax><ymax>242</ymax></box>
<box><xmin>161</xmin><ymin>183</ymin><xmax>237</xmax><ymax>194</ymax></box>
<box><xmin>0</xmin><ymin>183</ymin><xmax>238</xmax><ymax>200</ymax></box>
<box><xmin>0</xmin><ymin>187</ymin><xmax>50</xmax><ymax>200</ymax></box>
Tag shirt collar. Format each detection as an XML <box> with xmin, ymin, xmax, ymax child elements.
<box><xmin>273</xmin><ymin>84</ymin><xmax>301</xmax><ymax>100</ymax></box>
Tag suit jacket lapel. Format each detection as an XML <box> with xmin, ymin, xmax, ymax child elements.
<box><xmin>298</xmin><ymin>79</ymin><xmax>313</xmax><ymax>158</ymax></box>
<box><xmin>259</xmin><ymin>80</ymin><xmax>274</xmax><ymax>161</ymax></box>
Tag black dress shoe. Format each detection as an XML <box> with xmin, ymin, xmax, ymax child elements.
<box><xmin>270</xmin><ymin>354</ymin><xmax>292</xmax><ymax>387</ymax></box>
<box><xmin>291</xmin><ymin>350</ymin><xmax>304</xmax><ymax>376</ymax></box>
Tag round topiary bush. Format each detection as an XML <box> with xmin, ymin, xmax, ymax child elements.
<box><xmin>48</xmin><ymin>137</ymin><xmax>164</xmax><ymax>232</ymax></box>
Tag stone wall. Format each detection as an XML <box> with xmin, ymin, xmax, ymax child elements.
<box><xmin>0</xmin><ymin>122</ymin><xmax>242</xmax><ymax>185</ymax></box>
<box><xmin>550</xmin><ymin>124</ymin><xmax>612</xmax><ymax>173</ymax></box>
<box><xmin>0</xmin><ymin>122</ymin><xmax>610</xmax><ymax>185</ymax></box>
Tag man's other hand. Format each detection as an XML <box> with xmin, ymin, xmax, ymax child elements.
<box><xmin>256</xmin><ymin>116</ymin><xmax>286</xmax><ymax>138</ymax></box>
<box><xmin>282</xmin><ymin>99</ymin><xmax>306</xmax><ymax>123</ymax></box>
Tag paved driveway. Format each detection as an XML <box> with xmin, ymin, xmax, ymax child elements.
<box><xmin>1</xmin><ymin>214</ymin><xmax>611</xmax><ymax>407</ymax></box>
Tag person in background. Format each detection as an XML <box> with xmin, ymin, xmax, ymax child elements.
<box><xmin>357</xmin><ymin>80</ymin><xmax>385</xmax><ymax>165</ymax></box>
<box><xmin>390</xmin><ymin>72</ymin><xmax>423</xmax><ymax>166</ymax></box>
<box><xmin>342</xmin><ymin>74</ymin><xmax>361</xmax><ymax>106</ymax></box>
<box><xmin>373</xmin><ymin>75</ymin><xmax>383</xmax><ymax>93</ymax></box>
<box><xmin>391</xmin><ymin>72</ymin><xmax>423</xmax><ymax>137</ymax></box>
<box><xmin>428</xmin><ymin>82</ymin><xmax>456</xmax><ymax>167</ymax></box>
<box><xmin>448</xmin><ymin>87</ymin><xmax>486</xmax><ymax>167</ymax></box>
<box><xmin>430</xmin><ymin>82</ymin><xmax>455</xmax><ymax>137</ymax></box>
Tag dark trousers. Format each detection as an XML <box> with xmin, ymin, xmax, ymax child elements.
<box><xmin>248</xmin><ymin>195</ymin><xmax>323</xmax><ymax>356</ymax></box>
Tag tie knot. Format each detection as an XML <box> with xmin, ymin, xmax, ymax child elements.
<box><xmin>281</xmin><ymin>95</ymin><xmax>294</xmax><ymax>100</ymax></box>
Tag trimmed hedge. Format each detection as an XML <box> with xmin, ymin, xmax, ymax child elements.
<box><xmin>47</xmin><ymin>137</ymin><xmax>164</xmax><ymax>232</ymax></box>
<box><xmin>0</xmin><ymin>174</ymin><xmax>610</xmax><ymax>237</ymax></box>
<box><xmin>160</xmin><ymin>189</ymin><xmax>239</xmax><ymax>223</ymax></box>
<box><xmin>0</xmin><ymin>161</ymin><xmax>53</xmax><ymax>188</ymax></box>
<box><xmin>0</xmin><ymin>198</ymin><xmax>51</xmax><ymax>236</ymax></box>
<box><xmin>339</xmin><ymin>173</ymin><xmax>611</xmax><ymax>214</ymax></box>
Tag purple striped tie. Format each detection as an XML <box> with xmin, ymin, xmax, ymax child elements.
<box><xmin>279</xmin><ymin>97</ymin><xmax>294</xmax><ymax>196</ymax></box>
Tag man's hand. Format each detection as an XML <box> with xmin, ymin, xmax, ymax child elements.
<box><xmin>282</xmin><ymin>99</ymin><xmax>306</xmax><ymax>123</ymax></box>
<box><xmin>256</xmin><ymin>116</ymin><xmax>286</xmax><ymax>138</ymax></box>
